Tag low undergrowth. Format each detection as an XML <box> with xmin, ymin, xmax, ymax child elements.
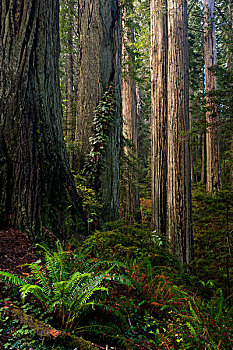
<box><xmin>191</xmin><ymin>185</ymin><xmax>233</xmax><ymax>301</ymax></box>
<box><xmin>0</xmin><ymin>213</ymin><xmax>233</xmax><ymax>349</ymax></box>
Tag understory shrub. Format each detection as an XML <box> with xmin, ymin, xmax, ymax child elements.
<box><xmin>0</xmin><ymin>242</ymin><xmax>129</xmax><ymax>331</ymax></box>
<box><xmin>0</xmin><ymin>220</ymin><xmax>232</xmax><ymax>349</ymax></box>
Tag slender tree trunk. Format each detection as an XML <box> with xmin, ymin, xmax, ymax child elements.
<box><xmin>136</xmin><ymin>86</ymin><xmax>142</xmax><ymax>123</ymax></box>
<box><xmin>166</xmin><ymin>0</ymin><xmax>193</xmax><ymax>265</ymax></box>
<box><xmin>121</xmin><ymin>9</ymin><xmax>141</xmax><ymax>223</ymax></box>
<box><xmin>151</xmin><ymin>0</ymin><xmax>168</xmax><ymax>235</ymax></box>
<box><xmin>201</xmin><ymin>132</ymin><xmax>207</xmax><ymax>185</ymax></box>
<box><xmin>75</xmin><ymin>0</ymin><xmax>122</xmax><ymax>222</ymax></box>
<box><xmin>0</xmin><ymin>0</ymin><xmax>86</xmax><ymax>237</ymax></box>
<box><xmin>201</xmin><ymin>65</ymin><xmax>207</xmax><ymax>185</ymax></box>
<box><xmin>204</xmin><ymin>0</ymin><xmax>221</xmax><ymax>193</ymax></box>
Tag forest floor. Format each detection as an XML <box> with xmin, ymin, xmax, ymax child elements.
<box><xmin>0</xmin><ymin>227</ymin><xmax>37</xmax><ymax>300</ymax></box>
<box><xmin>0</xmin><ymin>228</ymin><xmax>109</xmax><ymax>350</ymax></box>
<box><xmin>0</xmin><ymin>227</ymin><xmax>37</xmax><ymax>274</ymax></box>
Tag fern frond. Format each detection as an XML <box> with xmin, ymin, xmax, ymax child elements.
<box><xmin>19</xmin><ymin>284</ymin><xmax>49</xmax><ymax>306</ymax></box>
<box><xmin>0</xmin><ymin>271</ymin><xmax>27</xmax><ymax>286</ymax></box>
<box><xmin>70</xmin><ymin>286</ymin><xmax>108</xmax><ymax>312</ymax></box>
<box><xmin>27</xmin><ymin>262</ymin><xmax>51</xmax><ymax>295</ymax></box>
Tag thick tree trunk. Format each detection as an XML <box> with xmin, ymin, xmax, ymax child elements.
<box><xmin>0</xmin><ymin>0</ymin><xmax>86</xmax><ymax>237</ymax></box>
<box><xmin>67</xmin><ymin>6</ymin><xmax>74</xmax><ymax>141</ymax></box>
<box><xmin>228</xmin><ymin>0</ymin><xmax>233</xmax><ymax>188</ymax></box>
<box><xmin>151</xmin><ymin>0</ymin><xmax>193</xmax><ymax>265</ymax></box>
<box><xmin>121</xmin><ymin>10</ymin><xmax>141</xmax><ymax>223</ymax></box>
<box><xmin>151</xmin><ymin>0</ymin><xmax>168</xmax><ymax>235</ymax></box>
<box><xmin>167</xmin><ymin>0</ymin><xmax>193</xmax><ymax>265</ymax></box>
<box><xmin>204</xmin><ymin>0</ymin><xmax>221</xmax><ymax>193</ymax></box>
<box><xmin>75</xmin><ymin>0</ymin><xmax>122</xmax><ymax>222</ymax></box>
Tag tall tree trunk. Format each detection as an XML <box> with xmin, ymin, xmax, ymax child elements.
<box><xmin>204</xmin><ymin>0</ymin><xmax>221</xmax><ymax>193</ymax></box>
<box><xmin>166</xmin><ymin>0</ymin><xmax>193</xmax><ymax>265</ymax></box>
<box><xmin>201</xmin><ymin>66</ymin><xmax>207</xmax><ymax>185</ymax></box>
<box><xmin>67</xmin><ymin>3</ymin><xmax>74</xmax><ymax>141</ymax></box>
<box><xmin>228</xmin><ymin>0</ymin><xmax>233</xmax><ymax>188</ymax></box>
<box><xmin>151</xmin><ymin>0</ymin><xmax>193</xmax><ymax>264</ymax></box>
<box><xmin>136</xmin><ymin>85</ymin><xmax>142</xmax><ymax>123</ymax></box>
<box><xmin>121</xmin><ymin>8</ymin><xmax>141</xmax><ymax>223</ymax></box>
<box><xmin>75</xmin><ymin>0</ymin><xmax>122</xmax><ymax>222</ymax></box>
<box><xmin>0</xmin><ymin>0</ymin><xmax>86</xmax><ymax>237</ymax></box>
<box><xmin>151</xmin><ymin>0</ymin><xmax>168</xmax><ymax>235</ymax></box>
<box><xmin>201</xmin><ymin>132</ymin><xmax>207</xmax><ymax>185</ymax></box>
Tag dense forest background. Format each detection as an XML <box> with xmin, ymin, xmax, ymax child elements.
<box><xmin>0</xmin><ymin>0</ymin><xmax>232</xmax><ymax>349</ymax></box>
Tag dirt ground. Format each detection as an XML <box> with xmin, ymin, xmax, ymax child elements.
<box><xmin>0</xmin><ymin>227</ymin><xmax>38</xmax><ymax>299</ymax></box>
<box><xmin>0</xmin><ymin>227</ymin><xmax>37</xmax><ymax>274</ymax></box>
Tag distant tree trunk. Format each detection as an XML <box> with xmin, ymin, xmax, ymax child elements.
<box><xmin>201</xmin><ymin>132</ymin><xmax>207</xmax><ymax>185</ymax></box>
<box><xmin>121</xmin><ymin>9</ymin><xmax>141</xmax><ymax>223</ymax></box>
<box><xmin>136</xmin><ymin>86</ymin><xmax>142</xmax><ymax>123</ymax></box>
<box><xmin>166</xmin><ymin>0</ymin><xmax>193</xmax><ymax>264</ymax></box>
<box><xmin>0</xmin><ymin>0</ymin><xmax>86</xmax><ymax>237</ymax></box>
<box><xmin>190</xmin><ymin>110</ymin><xmax>197</xmax><ymax>184</ymax></box>
<box><xmin>151</xmin><ymin>0</ymin><xmax>168</xmax><ymax>235</ymax></box>
<box><xmin>75</xmin><ymin>0</ymin><xmax>122</xmax><ymax>222</ymax></box>
<box><xmin>204</xmin><ymin>0</ymin><xmax>221</xmax><ymax>193</ymax></box>
<box><xmin>201</xmin><ymin>69</ymin><xmax>207</xmax><ymax>185</ymax></box>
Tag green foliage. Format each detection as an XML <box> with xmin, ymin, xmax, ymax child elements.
<box><xmin>192</xmin><ymin>184</ymin><xmax>233</xmax><ymax>300</ymax></box>
<box><xmin>0</xmin><ymin>243</ymin><xmax>110</xmax><ymax>330</ymax></box>
<box><xmin>168</xmin><ymin>290</ymin><xmax>233</xmax><ymax>350</ymax></box>
<box><xmin>1</xmin><ymin>223</ymin><xmax>233</xmax><ymax>349</ymax></box>
<box><xmin>81</xmin><ymin>221</ymin><xmax>180</xmax><ymax>275</ymax></box>
<box><xmin>83</xmin><ymin>86</ymin><xmax>116</xmax><ymax>189</ymax></box>
<box><xmin>0</xmin><ymin>305</ymin><xmax>65</xmax><ymax>350</ymax></box>
<box><xmin>73</xmin><ymin>173</ymin><xmax>102</xmax><ymax>233</ymax></box>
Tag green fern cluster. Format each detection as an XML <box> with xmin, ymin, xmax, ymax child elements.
<box><xmin>0</xmin><ymin>243</ymin><xmax>118</xmax><ymax>330</ymax></box>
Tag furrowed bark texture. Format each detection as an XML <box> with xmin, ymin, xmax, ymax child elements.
<box><xmin>67</xmin><ymin>4</ymin><xmax>74</xmax><ymax>141</ymax></box>
<box><xmin>121</xmin><ymin>10</ymin><xmax>141</xmax><ymax>223</ymax></box>
<box><xmin>75</xmin><ymin>0</ymin><xmax>122</xmax><ymax>222</ymax></box>
<box><xmin>228</xmin><ymin>0</ymin><xmax>233</xmax><ymax>188</ymax></box>
<box><xmin>151</xmin><ymin>0</ymin><xmax>168</xmax><ymax>235</ymax></box>
<box><xmin>151</xmin><ymin>0</ymin><xmax>193</xmax><ymax>265</ymax></box>
<box><xmin>203</xmin><ymin>0</ymin><xmax>221</xmax><ymax>193</ymax></box>
<box><xmin>167</xmin><ymin>0</ymin><xmax>193</xmax><ymax>264</ymax></box>
<box><xmin>0</xmin><ymin>0</ymin><xmax>86</xmax><ymax>237</ymax></box>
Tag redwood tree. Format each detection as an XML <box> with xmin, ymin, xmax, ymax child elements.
<box><xmin>121</xmin><ymin>5</ymin><xmax>141</xmax><ymax>223</ymax></box>
<box><xmin>151</xmin><ymin>0</ymin><xmax>168</xmax><ymax>235</ymax></box>
<box><xmin>0</xmin><ymin>0</ymin><xmax>86</xmax><ymax>237</ymax></box>
<box><xmin>204</xmin><ymin>0</ymin><xmax>222</xmax><ymax>193</ymax></box>
<box><xmin>151</xmin><ymin>0</ymin><xmax>193</xmax><ymax>265</ymax></box>
<box><xmin>166</xmin><ymin>0</ymin><xmax>193</xmax><ymax>265</ymax></box>
<box><xmin>75</xmin><ymin>0</ymin><xmax>122</xmax><ymax>222</ymax></box>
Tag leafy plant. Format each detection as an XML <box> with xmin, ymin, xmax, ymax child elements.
<box><xmin>172</xmin><ymin>290</ymin><xmax>233</xmax><ymax>350</ymax></box>
<box><xmin>84</xmin><ymin>85</ymin><xmax>116</xmax><ymax>190</ymax></box>
<box><xmin>0</xmin><ymin>308</ymin><xmax>52</xmax><ymax>350</ymax></box>
<box><xmin>0</xmin><ymin>242</ymin><xmax>113</xmax><ymax>330</ymax></box>
<box><xmin>73</xmin><ymin>172</ymin><xmax>102</xmax><ymax>233</ymax></box>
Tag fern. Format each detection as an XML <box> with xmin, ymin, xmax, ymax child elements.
<box><xmin>0</xmin><ymin>271</ymin><xmax>27</xmax><ymax>286</ymax></box>
<box><xmin>0</xmin><ymin>241</ymin><xmax>133</xmax><ymax>330</ymax></box>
